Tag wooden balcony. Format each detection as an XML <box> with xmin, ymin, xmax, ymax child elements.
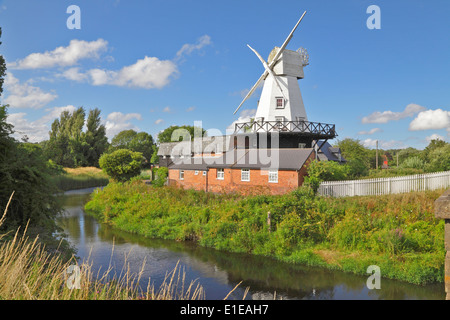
<box><xmin>234</xmin><ymin>120</ymin><xmax>337</xmax><ymax>139</ymax></box>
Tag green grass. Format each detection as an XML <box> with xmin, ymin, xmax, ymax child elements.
<box><xmin>84</xmin><ymin>180</ymin><xmax>446</xmax><ymax>285</ymax></box>
<box><xmin>50</xmin><ymin>167</ymin><xmax>109</xmax><ymax>191</ymax></box>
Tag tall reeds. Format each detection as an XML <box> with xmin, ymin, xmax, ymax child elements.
<box><xmin>0</xmin><ymin>192</ymin><xmax>207</xmax><ymax>300</ymax></box>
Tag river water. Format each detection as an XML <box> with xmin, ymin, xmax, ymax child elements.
<box><xmin>56</xmin><ymin>187</ymin><xmax>445</xmax><ymax>300</ymax></box>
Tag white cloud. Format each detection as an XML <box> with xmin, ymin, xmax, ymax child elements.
<box><xmin>163</xmin><ymin>106</ymin><xmax>172</xmax><ymax>113</ymax></box>
<box><xmin>409</xmin><ymin>108</ymin><xmax>450</xmax><ymax>131</ymax></box>
<box><xmin>362</xmin><ymin>138</ymin><xmax>407</xmax><ymax>150</ymax></box>
<box><xmin>8</xmin><ymin>39</ymin><xmax>108</xmax><ymax>70</ymax></box>
<box><xmin>60</xmin><ymin>67</ymin><xmax>88</xmax><ymax>82</ymax></box>
<box><xmin>104</xmin><ymin>111</ymin><xmax>142</xmax><ymax>139</ymax></box>
<box><xmin>186</xmin><ymin>106</ymin><xmax>196</xmax><ymax>112</ymax></box>
<box><xmin>86</xmin><ymin>56</ymin><xmax>178</xmax><ymax>89</ymax></box>
<box><xmin>7</xmin><ymin>105</ymin><xmax>76</xmax><ymax>142</ymax></box>
<box><xmin>362</xmin><ymin>104</ymin><xmax>426</xmax><ymax>124</ymax></box>
<box><xmin>227</xmin><ymin>109</ymin><xmax>257</xmax><ymax>131</ymax></box>
<box><xmin>3</xmin><ymin>73</ymin><xmax>57</xmax><ymax>109</ymax></box>
<box><xmin>175</xmin><ymin>35</ymin><xmax>212</xmax><ymax>62</ymax></box>
<box><xmin>154</xmin><ymin>119</ymin><xmax>164</xmax><ymax>125</ymax></box>
<box><xmin>426</xmin><ymin>134</ymin><xmax>446</xmax><ymax>142</ymax></box>
<box><xmin>357</xmin><ymin>128</ymin><xmax>382</xmax><ymax>135</ymax></box>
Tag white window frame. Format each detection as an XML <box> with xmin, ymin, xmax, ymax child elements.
<box><xmin>179</xmin><ymin>170</ymin><xmax>184</xmax><ymax>180</ymax></box>
<box><xmin>203</xmin><ymin>171</ymin><xmax>207</xmax><ymax>176</ymax></box>
<box><xmin>217</xmin><ymin>168</ymin><xmax>224</xmax><ymax>180</ymax></box>
<box><xmin>241</xmin><ymin>169</ymin><xmax>250</xmax><ymax>182</ymax></box>
<box><xmin>268</xmin><ymin>170</ymin><xmax>278</xmax><ymax>183</ymax></box>
<box><xmin>194</xmin><ymin>170</ymin><xmax>199</xmax><ymax>175</ymax></box>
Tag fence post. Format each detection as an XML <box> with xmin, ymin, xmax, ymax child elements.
<box><xmin>435</xmin><ymin>189</ymin><xmax>450</xmax><ymax>300</ymax></box>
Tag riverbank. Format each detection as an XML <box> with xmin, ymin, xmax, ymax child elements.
<box><xmin>50</xmin><ymin>167</ymin><xmax>109</xmax><ymax>191</ymax></box>
<box><xmin>84</xmin><ymin>180</ymin><xmax>446</xmax><ymax>286</ymax></box>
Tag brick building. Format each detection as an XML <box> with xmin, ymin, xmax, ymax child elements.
<box><xmin>166</xmin><ymin>147</ymin><xmax>316</xmax><ymax>195</ymax></box>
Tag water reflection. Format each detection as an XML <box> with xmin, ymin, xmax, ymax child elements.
<box><xmin>56</xmin><ymin>188</ymin><xmax>445</xmax><ymax>300</ymax></box>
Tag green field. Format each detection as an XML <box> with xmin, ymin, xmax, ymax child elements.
<box><xmin>84</xmin><ymin>180</ymin><xmax>446</xmax><ymax>285</ymax></box>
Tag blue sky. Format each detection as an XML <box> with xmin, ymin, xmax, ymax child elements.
<box><xmin>0</xmin><ymin>0</ymin><xmax>449</xmax><ymax>149</ymax></box>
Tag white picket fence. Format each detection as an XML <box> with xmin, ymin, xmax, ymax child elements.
<box><xmin>318</xmin><ymin>170</ymin><xmax>450</xmax><ymax>197</ymax></box>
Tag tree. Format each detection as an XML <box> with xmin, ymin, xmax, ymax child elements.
<box><xmin>110</xmin><ymin>129</ymin><xmax>138</xmax><ymax>150</ymax></box>
<box><xmin>425</xmin><ymin>144</ymin><xmax>450</xmax><ymax>172</ymax></box>
<box><xmin>84</xmin><ymin>108</ymin><xmax>109</xmax><ymax>167</ymax></box>
<box><xmin>0</xmin><ymin>28</ymin><xmax>6</xmax><ymax>96</ymax></box>
<box><xmin>421</xmin><ymin>139</ymin><xmax>448</xmax><ymax>163</ymax></box>
<box><xmin>44</xmin><ymin>107</ymin><xmax>109</xmax><ymax>168</ymax></box>
<box><xmin>99</xmin><ymin>149</ymin><xmax>144</xmax><ymax>182</ymax></box>
<box><xmin>157</xmin><ymin>125</ymin><xmax>206</xmax><ymax>144</ymax></box>
<box><xmin>45</xmin><ymin>107</ymin><xmax>86</xmax><ymax>167</ymax></box>
<box><xmin>397</xmin><ymin>147</ymin><xmax>421</xmax><ymax>166</ymax></box>
<box><xmin>109</xmin><ymin>129</ymin><xmax>155</xmax><ymax>163</ymax></box>
<box><xmin>336</xmin><ymin>138</ymin><xmax>370</xmax><ymax>177</ymax></box>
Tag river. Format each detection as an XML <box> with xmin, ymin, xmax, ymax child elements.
<box><xmin>56</xmin><ymin>187</ymin><xmax>445</xmax><ymax>300</ymax></box>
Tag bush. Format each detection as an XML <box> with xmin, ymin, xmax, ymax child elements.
<box><xmin>401</xmin><ymin>156</ymin><xmax>425</xmax><ymax>170</ymax></box>
<box><xmin>153</xmin><ymin>167</ymin><xmax>168</xmax><ymax>187</ymax></box>
<box><xmin>99</xmin><ymin>149</ymin><xmax>143</xmax><ymax>182</ymax></box>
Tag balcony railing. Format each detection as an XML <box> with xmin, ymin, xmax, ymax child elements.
<box><xmin>234</xmin><ymin>120</ymin><xmax>337</xmax><ymax>137</ymax></box>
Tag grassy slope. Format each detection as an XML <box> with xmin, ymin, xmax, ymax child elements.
<box><xmin>84</xmin><ymin>180</ymin><xmax>446</xmax><ymax>285</ymax></box>
<box><xmin>51</xmin><ymin>167</ymin><xmax>109</xmax><ymax>191</ymax></box>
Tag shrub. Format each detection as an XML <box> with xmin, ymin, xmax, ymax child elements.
<box><xmin>401</xmin><ymin>156</ymin><xmax>425</xmax><ymax>170</ymax></box>
<box><xmin>153</xmin><ymin>167</ymin><xmax>168</xmax><ymax>187</ymax></box>
<box><xmin>99</xmin><ymin>149</ymin><xmax>143</xmax><ymax>182</ymax></box>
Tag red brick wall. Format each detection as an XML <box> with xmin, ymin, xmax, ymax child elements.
<box><xmin>170</xmin><ymin>168</ymin><xmax>299</xmax><ymax>195</ymax></box>
<box><xmin>168</xmin><ymin>151</ymin><xmax>316</xmax><ymax>196</ymax></box>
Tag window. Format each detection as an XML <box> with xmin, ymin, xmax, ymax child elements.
<box><xmin>203</xmin><ymin>171</ymin><xmax>207</xmax><ymax>176</ymax></box>
<box><xmin>276</xmin><ymin>97</ymin><xmax>284</xmax><ymax>109</ymax></box>
<box><xmin>179</xmin><ymin>170</ymin><xmax>184</xmax><ymax>180</ymax></box>
<box><xmin>241</xmin><ymin>169</ymin><xmax>250</xmax><ymax>182</ymax></box>
<box><xmin>195</xmin><ymin>170</ymin><xmax>199</xmax><ymax>175</ymax></box>
<box><xmin>268</xmin><ymin>170</ymin><xmax>278</xmax><ymax>183</ymax></box>
<box><xmin>217</xmin><ymin>168</ymin><xmax>224</xmax><ymax>180</ymax></box>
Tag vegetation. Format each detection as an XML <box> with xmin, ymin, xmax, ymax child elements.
<box><xmin>0</xmin><ymin>31</ymin><xmax>67</xmax><ymax>251</ymax></box>
<box><xmin>43</xmin><ymin>107</ymin><xmax>108</xmax><ymax>168</ymax></box>
<box><xmin>307</xmin><ymin>138</ymin><xmax>450</xmax><ymax>184</ymax></box>
<box><xmin>85</xmin><ymin>180</ymin><xmax>446</xmax><ymax>285</ymax></box>
<box><xmin>99</xmin><ymin>149</ymin><xmax>144</xmax><ymax>182</ymax></box>
<box><xmin>0</xmin><ymin>195</ymin><xmax>206</xmax><ymax>300</ymax></box>
<box><xmin>156</xmin><ymin>125</ymin><xmax>206</xmax><ymax>144</ymax></box>
<box><xmin>108</xmin><ymin>129</ymin><xmax>156</xmax><ymax>165</ymax></box>
<box><xmin>50</xmin><ymin>167</ymin><xmax>109</xmax><ymax>192</ymax></box>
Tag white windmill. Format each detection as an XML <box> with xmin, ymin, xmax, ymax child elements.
<box><xmin>233</xmin><ymin>11</ymin><xmax>310</xmax><ymax>132</ymax></box>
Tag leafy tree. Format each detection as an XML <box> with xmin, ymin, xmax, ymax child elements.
<box><xmin>336</xmin><ymin>138</ymin><xmax>370</xmax><ymax>177</ymax></box>
<box><xmin>99</xmin><ymin>149</ymin><xmax>144</xmax><ymax>182</ymax></box>
<box><xmin>0</xmin><ymin>105</ymin><xmax>64</xmax><ymax>248</ymax></box>
<box><xmin>397</xmin><ymin>147</ymin><xmax>421</xmax><ymax>166</ymax></box>
<box><xmin>0</xmin><ymin>28</ymin><xmax>6</xmax><ymax>96</ymax></box>
<box><xmin>150</xmin><ymin>145</ymin><xmax>159</xmax><ymax>164</ymax></box>
<box><xmin>44</xmin><ymin>107</ymin><xmax>108</xmax><ymax>168</ymax></box>
<box><xmin>84</xmin><ymin>108</ymin><xmax>109</xmax><ymax>167</ymax></box>
<box><xmin>45</xmin><ymin>107</ymin><xmax>86</xmax><ymax>167</ymax></box>
<box><xmin>109</xmin><ymin>129</ymin><xmax>155</xmax><ymax>163</ymax></box>
<box><xmin>425</xmin><ymin>144</ymin><xmax>450</xmax><ymax>172</ymax></box>
<box><xmin>421</xmin><ymin>139</ymin><xmax>448</xmax><ymax>163</ymax></box>
<box><xmin>157</xmin><ymin>125</ymin><xmax>206</xmax><ymax>144</ymax></box>
<box><xmin>110</xmin><ymin>129</ymin><xmax>138</xmax><ymax>150</ymax></box>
